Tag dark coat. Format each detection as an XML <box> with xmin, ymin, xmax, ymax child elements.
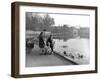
<box><xmin>46</xmin><ymin>37</ymin><xmax>53</xmax><ymax>47</ymax></box>
<box><xmin>38</xmin><ymin>35</ymin><xmax>45</xmax><ymax>48</ymax></box>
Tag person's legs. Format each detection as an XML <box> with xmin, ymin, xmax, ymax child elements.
<box><xmin>50</xmin><ymin>45</ymin><xmax>54</xmax><ymax>54</ymax></box>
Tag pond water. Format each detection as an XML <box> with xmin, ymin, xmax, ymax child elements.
<box><xmin>53</xmin><ymin>37</ymin><xmax>90</xmax><ymax>61</ymax></box>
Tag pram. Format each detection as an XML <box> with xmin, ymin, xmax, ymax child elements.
<box><xmin>40</xmin><ymin>44</ymin><xmax>52</xmax><ymax>55</ymax></box>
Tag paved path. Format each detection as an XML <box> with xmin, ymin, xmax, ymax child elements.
<box><xmin>26</xmin><ymin>51</ymin><xmax>74</xmax><ymax>67</ymax></box>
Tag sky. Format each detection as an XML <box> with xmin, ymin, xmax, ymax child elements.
<box><xmin>49</xmin><ymin>13</ymin><xmax>90</xmax><ymax>28</ymax></box>
<box><xmin>31</xmin><ymin>12</ymin><xmax>90</xmax><ymax>28</ymax></box>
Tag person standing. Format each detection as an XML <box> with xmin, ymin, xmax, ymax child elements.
<box><xmin>38</xmin><ymin>32</ymin><xmax>45</xmax><ymax>54</ymax></box>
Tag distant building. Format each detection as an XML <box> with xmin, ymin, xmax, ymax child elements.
<box><xmin>70</xmin><ymin>27</ymin><xmax>79</xmax><ymax>38</ymax></box>
<box><xmin>79</xmin><ymin>28</ymin><xmax>89</xmax><ymax>38</ymax></box>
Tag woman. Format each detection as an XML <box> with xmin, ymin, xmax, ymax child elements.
<box><xmin>38</xmin><ymin>32</ymin><xmax>45</xmax><ymax>54</ymax></box>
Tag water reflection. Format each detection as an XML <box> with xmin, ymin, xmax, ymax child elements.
<box><xmin>54</xmin><ymin>37</ymin><xmax>89</xmax><ymax>63</ymax></box>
